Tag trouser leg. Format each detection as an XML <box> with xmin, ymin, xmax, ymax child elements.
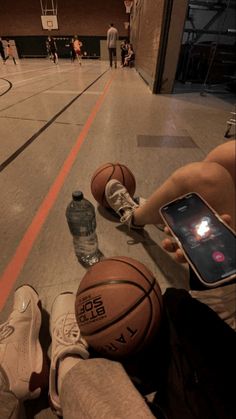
<box><xmin>0</xmin><ymin>50</ymin><xmax>5</xmax><ymax>61</ymax></box>
<box><xmin>60</xmin><ymin>358</ymin><xmax>155</xmax><ymax>419</ymax></box>
<box><xmin>0</xmin><ymin>367</ymin><xmax>20</xmax><ymax>419</ymax></box>
<box><xmin>108</xmin><ymin>48</ymin><xmax>112</xmax><ymax>67</ymax></box>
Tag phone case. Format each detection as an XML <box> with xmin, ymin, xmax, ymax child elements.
<box><xmin>159</xmin><ymin>192</ymin><xmax>236</xmax><ymax>288</ymax></box>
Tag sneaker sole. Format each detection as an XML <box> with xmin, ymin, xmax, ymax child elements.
<box><xmin>16</xmin><ymin>285</ymin><xmax>48</xmax><ymax>399</ymax></box>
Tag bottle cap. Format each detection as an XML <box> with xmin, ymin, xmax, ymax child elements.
<box><xmin>72</xmin><ymin>191</ymin><xmax>83</xmax><ymax>201</ymax></box>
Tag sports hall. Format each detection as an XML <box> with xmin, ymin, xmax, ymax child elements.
<box><xmin>0</xmin><ymin>1</ymin><xmax>235</xmax><ymax>417</ymax></box>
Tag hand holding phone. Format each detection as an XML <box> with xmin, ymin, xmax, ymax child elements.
<box><xmin>162</xmin><ymin>214</ymin><xmax>232</xmax><ymax>263</ymax></box>
<box><xmin>160</xmin><ymin>193</ymin><xmax>236</xmax><ymax>287</ymax></box>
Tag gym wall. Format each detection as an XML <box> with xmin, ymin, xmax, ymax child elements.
<box><xmin>0</xmin><ymin>0</ymin><xmax>127</xmax><ymax>36</ymax></box>
<box><xmin>130</xmin><ymin>0</ymin><xmax>165</xmax><ymax>90</ymax></box>
<box><xmin>0</xmin><ymin>0</ymin><xmax>127</xmax><ymax>58</ymax></box>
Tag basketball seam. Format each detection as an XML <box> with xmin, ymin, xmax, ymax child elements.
<box><xmin>78</xmin><ymin>278</ymin><xmax>157</xmax><ymax>337</ymax></box>
<box><xmin>107</xmin><ymin>257</ymin><xmax>162</xmax><ymax>303</ymax></box>
<box><xmin>120</xmin><ymin>164</ymin><xmax>136</xmax><ymax>192</ymax></box>
<box><xmin>77</xmin><ymin>277</ymin><xmax>155</xmax><ymax>296</ymax></box>
<box><xmin>118</xmin><ymin>164</ymin><xmax>125</xmax><ymax>186</ymax></box>
<box><xmin>91</xmin><ymin>163</ymin><xmax>114</xmax><ymax>182</ymax></box>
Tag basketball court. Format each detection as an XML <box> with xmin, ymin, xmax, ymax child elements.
<box><xmin>0</xmin><ymin>54</ymin><xmax>233</xmax><ymax>416</ymax></box>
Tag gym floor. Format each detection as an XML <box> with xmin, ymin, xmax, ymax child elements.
<box><xmin>0</xmin><ymin>58</ymin><xmax>234</xmax><ymax>418</ymax></box>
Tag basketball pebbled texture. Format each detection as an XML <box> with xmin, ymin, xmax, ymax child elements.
<box><xmin>90</xmin><ymin>163</ymin><xmax>136</xmax><ymax>207</ymax></box>
<box><xmin>75</xmin><ymin>257</ymin><xmax>163</xmax><ymax>359</ymax></box>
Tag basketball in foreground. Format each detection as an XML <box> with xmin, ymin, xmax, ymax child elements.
<box><xmin>75</xmin><ymin>257</ymin><xmax>163</xmax><ymax>359</ymax></box>
<box><xmin>90</xmin><ymin>162</ymin><xmax>136</xmax><ymax>207</ymax></box>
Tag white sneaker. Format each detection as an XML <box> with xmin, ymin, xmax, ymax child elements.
<box><xmin>49</xmin><ymin>292</ymin><xmax>89</xmax><ymax>416</ymax></box>
<box><xmin>0</xmin><ymin>285</ymin><xmax>46</xmax><ymax>400</ymax></box>
<box><xmin>105</xmin><ymin>179</ymin><xmax>144</xmax><ymax>229</ymax></box>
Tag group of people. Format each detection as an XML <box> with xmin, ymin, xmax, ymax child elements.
<box><xmin>46</xmin><ymin>36</ymin><xmax>83</xmax><ymax>64</ymax></box>
<box><xmin>69</xmin><ymin>36</ymin><xmax>83</xmax><ymax>64</ymax></box>
<box><xmin>120</xmin><ymin>39</ymin><xmax>135</xmax><ymax>67</ymax></box>
<box><xmin>107</xmin><ymin>23</ymin><xmax>135</xmax><ymax>68</ymax></box>
<box><xmin>0</xmin><ymin>140</ymin><xmax>235</xmax><ymax>418</ymax></box>
<box><xmin>0</xmin><ymin>37</ymin><xmax>17</xmax><ymax>65</ymax></box>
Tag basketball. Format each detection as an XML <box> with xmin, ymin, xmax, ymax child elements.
<box><xmin>90</xmin><ymin>163</ymin><xmax>136</xmax><ymax>207</ymax></box>
<box><xmin>75</xmin><ymin>256</ymin><xmax>163</xmax><ymax>359</ymax></box>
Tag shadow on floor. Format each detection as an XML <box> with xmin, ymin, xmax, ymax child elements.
<box><xmin>24</xmin><ymin>308</ymin><xmax>52</xmax><ymax>418</ymax></box>
<box><xmin>116</xmin><ymin>224</ymin><xmax>190</xmax><ymax>290</ymax></box>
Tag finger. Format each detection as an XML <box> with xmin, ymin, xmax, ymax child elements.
<box><xmin>162</xmin><ymin>238</ymin><xmax>178</xmax><ymax>253</ymax></box>
<box><xmin>174</xmin><ymin>248</ymin><xmax>188</xmax><ymax>264</ymax></box>
<box><xmin>220</xmin><ymin>214</ymin><xmax>231</xmax><ymax>226</ymax></box>
<box><xmin>163</xmin><ymin>226</ymin><xmax>172</xmax><ymax>236</ymax></box>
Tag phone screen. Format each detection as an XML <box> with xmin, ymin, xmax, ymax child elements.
<box><xmin>161</xmin><ymin>193</ymin><xmax>236</xmax><ymax>285</ymax></box>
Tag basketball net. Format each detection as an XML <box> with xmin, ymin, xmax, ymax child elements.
<box><xmin>124</xmin><ymin>0</ymin><xmax>133</xmax><ymax>13</ymax></box>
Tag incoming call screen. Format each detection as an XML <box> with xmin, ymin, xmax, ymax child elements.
<box><xmin>162</xmin><ymin>194</ymin><xmax>236</xmax><ymax>284</ymax></box>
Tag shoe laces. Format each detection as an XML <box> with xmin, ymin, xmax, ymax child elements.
<box><xmin>0</xmin><ymin>321</ymin><xmax>14</xmax><ymax>342</ymax></box>
<box><xmin>115</xmin><ymin>191</ymin><xmax>137</xmax><ymax>214</ymax></box>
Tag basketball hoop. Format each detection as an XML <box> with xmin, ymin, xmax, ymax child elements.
<box><xmin>124</xmin><ymin>0</ymin><xmax>133</xmax><ymax>13</ymax></box>
<box><xmin>124</xmin><ymin>21</ymin><xmax>130</xmax><ymax>30</ymax></box>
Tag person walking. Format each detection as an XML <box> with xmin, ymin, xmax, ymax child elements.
<box><xmin>107</xmin><ymin>23</ymin><xmax>118</xmax><ymax>68</ymax></box>
<box><xmin>4</xmin><ymin>40</ymin><xmax>17</xmax><ymax>65</ymax></box>
<box><xmin>47</xmin><ymin>36</ymin><xmax>58</xmax><ymax>64</ymax></box>
<box><xmin>73</xmin><ymin>36</ymin><xmax>83</xmax><ymax>65</ymax></box>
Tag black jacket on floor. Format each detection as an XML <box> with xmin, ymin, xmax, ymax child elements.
<box><xmin>125</xmin><ymin>288</ymin><xmax>236</xmax><ymax>419</ymax></box>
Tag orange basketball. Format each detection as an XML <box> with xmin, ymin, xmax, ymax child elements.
<box><xmin>90</xmin><ymin>163</ymin><xmax>136</xmax><ymax>207</ymax></box>
<box><xmin>75</xmin><ymin>257</ymin><xmax>163</xmax><ymax>359</ymax></box>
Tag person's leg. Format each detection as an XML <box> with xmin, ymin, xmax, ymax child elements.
<box><xmin>108</xmin><ymin>48</ymin><xmax>112</xmax><ymax>67</ymax></box>
<box><xmin>0</xmin><ymin>286</ymin><xmax>47</xmax><ymax>418</ymax></box>
<box><xmin>113</xmin><ymin>48</ymin><xmax>117</xmax><ymax>68</ymax></box>
<box><xmin>49</xmin><ymin>292</ymin><xmax>89</xmax><ymax>416</ymax></box>
<box><xmin>0</xmin><ymin>367</ymin><xmax>20</xmax><ymax>419</ymax></box>
<box><xmin>204</xmin><ymin>140</ymin><xmax>236</xmax><ymax>185</ymax></box>
<box><xmin>60</xmin><ymin>358</ymin><xmax>155</xmax><ymax>419</ymax></box>
<box><xmin>0</xmin><ymin>50</ymin><xmax>5</xmax><ymax>62</ymax></box>
<box><xmin>105</xmin><ymin>161</ymin><xmax>236</xmax><ymax>229</ymax></box>
<box><xmin>49</xmin><ymin>292</ymin><xmax>154</xmax><ymax>419</ymax></box>
<box><xmin>134</xmin><ymin>161</ymin><xmax>235</xmax><ymax>227</ymax></box>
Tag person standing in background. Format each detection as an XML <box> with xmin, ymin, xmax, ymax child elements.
<box><xmin>0</xmin><ymin>37</ymin><xmax>6</xmax><ymax>63</ymax></box>
<box><xmin>47</xmin><ymin>36</ymin><xmax>58</xmax><ymax>64</ymax></box>
<box><xmin>70</xmin><ymin>37</ymin><xmax>76</xmax><ymax>62</ymax></box>
<box><xmin>5</xmin><ymin>39</ymin><xmax>17</xmax><ymax>65</ymax></box>
<box><xmin>107</xmin><ymin>23</ymin><xmax>118</xmax><ymax>68</ymax></box>
<box><xmin>73</xmin><ymin>36</ymin><xmax>83</xmax><ymax>65</ymax></box>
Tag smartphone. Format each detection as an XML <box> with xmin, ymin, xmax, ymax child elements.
<box><xmin>160</xmin><ymin>192</ymin><xmax>236</xmax><ymax>287</ymax></box>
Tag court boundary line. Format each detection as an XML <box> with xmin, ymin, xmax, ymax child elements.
<box><xmin>0</xmin><ymin>78</ymin><xmax>13</xmax><ymax>97</ymax></box>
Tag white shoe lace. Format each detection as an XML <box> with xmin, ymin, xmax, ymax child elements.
<box><xmin>113</xmin><ymin>191</ymin><xmax>137</xmax><ymax>215</ymax></box>
<box><xmin>0</xmin><ymin>321</ymin><xmax>14</xmax><ymax>342</ymax></box>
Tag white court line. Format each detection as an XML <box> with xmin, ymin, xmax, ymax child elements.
<box><xmin>0</xmin><ymin>62</ymin><xmax>100</xmax><ymax>90</ymax></box>
<box><xmin>0</xmin><ymin>67</ymin><xmax>76</xmax><ymax>90</ymax></box>
<box><xmin>42</xmin><ymin>90</ymin><xmax>101</xmax><ymax>95</ymax></box>
<box><xmin>0</xmin><ymin>66</ymin><xmax>53</xmax><ymax>78</ymax></box>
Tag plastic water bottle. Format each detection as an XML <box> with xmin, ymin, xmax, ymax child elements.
<box><xmin>66</xmin><ymin>191</ymin><xmax>101</xmax><ymax>267</ymax></box>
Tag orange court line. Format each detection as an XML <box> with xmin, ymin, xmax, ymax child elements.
<box><xmin>0</xmin><ymin>76</ymin><xmax>114</xmax><ymax>311</ymax></box>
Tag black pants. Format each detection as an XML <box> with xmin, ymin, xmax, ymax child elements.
<box><xmin>0</xmin><ymin>49</ymin><xmax>5</xmax><ymax>61</ymax></box>
<box><xmin>108</xmin><ymin>48</ymin><xmax>117</xmax><ymax>67</ymax></box>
